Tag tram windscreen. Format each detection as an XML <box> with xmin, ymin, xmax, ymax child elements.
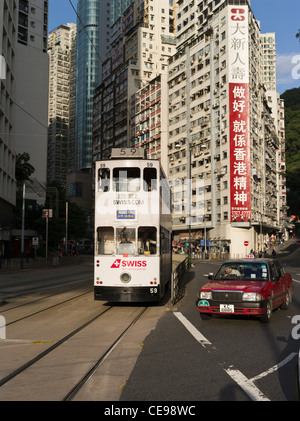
<box><xmin>117</xmin><ymin>227</ymin><xmax>136</xmax><ymax>255</ymax></box>
<box><xmin>113</xmin><ymin>168</ymin><xmax>140</xmax><ymax>192</ymax></box>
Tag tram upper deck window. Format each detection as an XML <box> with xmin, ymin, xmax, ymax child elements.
<box><xmin>143</xmin><ymin>167</ymin><xmax>157</xmax><ymax>191</ymax></box>
<box><xmin>97</xmin><ymin>227</ymin><xmax>114</xmax><ymax>255</ymax></box>
<box><xmin>113</xmin><ymin>168</ymin><xmax>140</xmax><ymax>192</ymax></box>
<box><xmin>98</xmin><ymin>168</ymin><xmax>110</xmax><ymax>192</ymax></box>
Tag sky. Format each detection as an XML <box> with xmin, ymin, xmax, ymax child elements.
<box><xmin>48</xmin><ymin>0</ymin><xmax>300</xmax><ymax>94</ymax></box>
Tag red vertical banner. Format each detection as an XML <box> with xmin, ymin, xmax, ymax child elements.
<box><xmin>228</xmin><ymin>6</ymin><xmax>251</xmax><ymax>223</ymax></box>
<box><xmin>229</xmin><ymin>83</ymin><xmax>251</xmax><ymax>222</ymax></box>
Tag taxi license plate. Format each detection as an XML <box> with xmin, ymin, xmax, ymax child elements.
<box><xmin>220</xmin><ymin>304</ymin><xmax>234</xmax><ymax>313</ymax></box>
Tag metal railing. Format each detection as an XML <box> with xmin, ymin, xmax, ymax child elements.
<box><xmin>171</xmin><ymin>256</ymin><xmax>190</xmax><ymax>305</ymax></box>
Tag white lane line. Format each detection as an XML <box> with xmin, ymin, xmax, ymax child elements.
<box><xmin>250</xmin><ymin>352</ymin><xmax>298</xmax><ymax>382</ymax></box>
<box><xmin>293</xmin><ymin>278</ymin><xmax>300</xmax><ymax>284</ymax></box>
<box><xmin>174</xmin><ymin>312</ymin><xmax>270</xmax><ymax>401</ymax></box>
<box><xmin>173</xmin><ymin>312</ymin><xmax>215</xmax><ymax>351</ymax></box>
<box><xmin>174</xmin><ymin>312</ymin><xmax>298</xmax><ymax>401</ymax></box>
<box><xmin>224</xmin><ymin>366</ymin><xmax>270</xmax><ymax>401</ymax></box>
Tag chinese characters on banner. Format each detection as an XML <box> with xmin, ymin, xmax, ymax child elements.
<box><xmin>228</xmin><ymin>6</ymin><xmax>251</xmax><ymax>223</ymax></box>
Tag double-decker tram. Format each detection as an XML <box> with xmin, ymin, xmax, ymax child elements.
<box><xmin>94</xmin><ymin>148</ymin><xmax>172</xmax><ymax>302</ymax></box>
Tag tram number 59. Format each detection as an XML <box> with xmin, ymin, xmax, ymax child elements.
<box><xmin>150</xmin><ymin>287</ymin><xmax>158</xmax><ymax>294</ymax></box>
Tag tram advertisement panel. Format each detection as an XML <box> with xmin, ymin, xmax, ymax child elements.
<box><xmin>94</xmin><ymin>256</ymin><xmax>160</xmax><ymax>287</ymax></box>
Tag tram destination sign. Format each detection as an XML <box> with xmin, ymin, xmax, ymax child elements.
<box><xmin>116</xmin><ymin>210</ymin><xmax>136</xmax><ymax>220</ymax></box>
<box><xmin>110</xmin><ymin>148</ymin><xmax>147</xmax><ymax>159</ymax></box>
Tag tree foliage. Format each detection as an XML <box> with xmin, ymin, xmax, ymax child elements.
<box><xmin>281</xmin><ymin>87</ymin><xmax>300</xmax><ymax>215</ymax></box>
<box><xmin>15</xmin><ymin>152</ymin><xmax>35</xmax><ymax>182</ymax></box>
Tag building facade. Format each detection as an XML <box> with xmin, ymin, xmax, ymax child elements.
<box><xmin>168</xmin><ymin>0</ymin><xmax>286</xmax><ymax>257</ymax></box>
<box><xmin>92</xmin><ymin>0</ymin><xmax>176</xmax><ymax>174</ymax></box>
<box><xmin>47</xmin><ymin>23</ymin><xmax>77</xmax><ymax>187</ymax></box>
<box><xmin>74</xmin><ymin>0</ymin><xmax>111</xmax><ymax>170</ymax></box>
<box><xmin>0</xmin><ymin>0</ymin><xmax>17</xmax><ymax>255</ymax></box>
<box><xmin>14</xmin><ymin>0</ymin><xmax>49</xmax><ymax>202</ymax></box>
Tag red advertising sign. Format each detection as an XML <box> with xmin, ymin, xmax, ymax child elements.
<box><xmin>228</xmin><ymin>6</ymin><xmax>251</xmax><ymax>223</ymax></box>
<box><xmin>229</xmin><ymin>83</ymin><xmax>251</xmax><ymax>222</ymax></box>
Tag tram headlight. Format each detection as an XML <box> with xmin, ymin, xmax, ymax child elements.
<box><xmin>120</xmin><ymin>272</ymin><xmax>131</xmax><ymax>283</ymax></box>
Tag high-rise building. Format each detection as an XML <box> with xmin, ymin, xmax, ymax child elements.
<box><xmin>111</xmin><ymin>0</ymin><xmax>133</xmax><ymax>25</ymax></box>
<box><xmin>260</xmin><ymin>33</ymin><xmax>276</xmax><ymax>92</ymax></box>
<box><xmin>92</xmin><ymin>0</ymin><xmax>176</xmax><ymax>174</ymax></box>
<box><xmin>47</xmin><ymin>23</ymin><xmax>77</xmax><ymax>187</ymax></box>
<box><xmin>168</xmin><ymin>0</ymin><xmax>286</xmax><ymax>257</ymax></box>
<box><xmin>74</xmin><ymin>0</ymin><xmax>111</xmax><ymax>170</ymax></box>
<box><xmin>0</xmin><ymin>0</ymin><xmax>17</xmax><ymax>255</ymax></box>
<box><xmin>14</xmin><ymin>0</ymin><xmax>49</xmax><ymax>201</ymax></box>
<box><xmin>0</xmin><ymin>0</ymin><xmax>49</xmax><ymax>256</ymax></box>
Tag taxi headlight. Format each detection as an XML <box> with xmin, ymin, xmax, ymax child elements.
<box><xmin>242</xmin><ymin>292</ymin><xmax>262</xmax><ymax>302</ymax></box>
<box><xmin>200</xmin><ymin>291</ymin><xmax>212</xmax><ymax>300</ymax></box>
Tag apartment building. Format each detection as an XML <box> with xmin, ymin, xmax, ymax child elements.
<box><xmin>130</xmin><ymin>73</ymin><xmax>170</xmax><ymax>173</ymax></box>
<box><xmin>14</xmin><ymin>0</ymin><xmax>49</xmax><ymax>201</ymax></box>
<box><xmin>168</xmin><ymin>0</ymin><xmax>286</xmax><ymax>257</ymax></box>
<box><xmin>47</xmin><ymin>23</ymin><xmax>77</xmax><ymax>187</ymax></box>
<box><xmin>93</xmin><ymin>0</ymin><xmax>176</xmax><ymax>171</ymax></box>
<box><xmin>0</xmin><ymin>0</ymin><xmax>17</xmax><ymax>255</ymax></box>
<box><xmin>260</xmin><ymin>33</ymin><xmax>276</xmax><ymax>92</ymax></box>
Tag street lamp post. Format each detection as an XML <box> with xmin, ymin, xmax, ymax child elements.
<box><xmin>21</xmin><ymin>182</ymin><xmax>26</xmax><ymax>269</ymax></box>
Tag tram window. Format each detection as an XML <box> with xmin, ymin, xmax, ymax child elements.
<box><xmin>97</xmin><ymin>227</ymin><xmax>114</xmax><ymax>255</ymax></box>
<box><xmin>117</xmin><ymin>227</ymin><xmax>136</xmax><ymax>255</ymax></box>
<box><xmin>113</xmin><ymin>167</ymin><xmax>140</xmax><ymax>192</ymax></box>
<box><xmin>138</xmin><ymin>227</ymin><xmax>157</xmax><ymax>255</ymax></box>
<box><xmin>143</xmin><ymin>167</ymin><xmax>157</xmax><ymax>191</ymax></box>
<box><xmin>160</xmin><ymin>227</ymin><xmax>169</xmax><ymax>254</ymax></box>
<box><xmin>98</xmin><ymin>168</ymin><xmax>110</xmax><ymax>192</ymax></box>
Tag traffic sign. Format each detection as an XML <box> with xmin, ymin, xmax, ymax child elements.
<box><xmin>244</xmin><ymin>241</ymin><xmax>249</xmax><ymax>246</ymax></box>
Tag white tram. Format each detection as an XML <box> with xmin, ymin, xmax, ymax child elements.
<box><xmin>94</xmin><ymin>148</ymin><xmax>172</xmax><ymax>302</ymax></box>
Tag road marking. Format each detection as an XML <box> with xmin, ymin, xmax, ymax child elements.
<box><xmin>251</xmin><ymin>352</ymin><xmax>297</xmax><ymax>382</ymax></box>
<box><xmin>224</xmin><ymin>366</ymin><xmax>270</xmax><ymax>401</ymax></box>
<box><xmin>173</xmin><ymin>312</ymin><xmax>296</xmax><ymax>401</ymax></box>
<box><xmin>293</xmin><ymin>278</ymin><xmax>300</xmax><ymax>284</ymax></box>
<box><xmin>174</xmin><ymin>312</ymin><xmax>215</xmax><ymax>351</ymax></box>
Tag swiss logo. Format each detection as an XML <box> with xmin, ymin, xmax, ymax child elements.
<box><xmin>110</xmin><ymin>259</ymin><xmax>121</xmax><ymax>268</ymax></box>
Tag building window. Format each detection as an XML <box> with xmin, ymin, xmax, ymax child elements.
<box><xmin>67</xmin><ymin>182</ymin><xmax>83</xmax><ymax>197</ymax></box>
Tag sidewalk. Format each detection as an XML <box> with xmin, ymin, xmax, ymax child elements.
<box><xmin>0</xmin><ymin>254</ymin><xmax>93</xmax><ymax>272</ymax></box>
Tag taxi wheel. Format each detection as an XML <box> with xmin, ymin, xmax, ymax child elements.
<box><xmin>200</xmin><ymin>312</ymin><xmax>212</xmax><ymax>320</ymax></box>
<box><xmin>280</xmin><ymin>288</ymin><xmax>291</xmax><ymax>310</ymax></box>
<box><xmin>261</xmin><ymin>298</ymin><xmax>272</xmax><ymax>324</ymax></box>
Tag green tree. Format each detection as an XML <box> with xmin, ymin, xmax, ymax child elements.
<box><xmin>281</xmin><ymin>88</ymin><xmax>300</xmax><ymax>216</ymax></box>
<box><xmin>15</xmin><ymin>152</ymin><xmax>35</xmax><ymax>182</ymax></box>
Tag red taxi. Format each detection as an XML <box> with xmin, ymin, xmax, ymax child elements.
<box><xmin>197</xmin><ymin>259</ymin><xmax>293</xmax><ymax>323</ymax></box>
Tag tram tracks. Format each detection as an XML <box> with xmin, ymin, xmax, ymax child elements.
<box><xmin>2</xmin><ymin>289</ymin><xmax>93</xmax><ymax>326</ymax></box>
<box><xmin>0</xmin><ymin>300</ymin><xmax>149</xmax><ymax>400</ymax></box>
<box><xmin>62</xmin><ymin>306</ymin><xmax>148</xmax><ymax>401</ymax></box>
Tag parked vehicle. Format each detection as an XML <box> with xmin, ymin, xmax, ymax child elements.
<box><xmin>197</xmin><ymin>259</ymin><xmax>293</xmax><ymax>323</ymax></box>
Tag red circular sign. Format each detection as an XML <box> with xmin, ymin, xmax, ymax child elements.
<box><xmin>244</xmin><ymin>241</ymin><xmax>249</xmax><ymax>246</ymax></box>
